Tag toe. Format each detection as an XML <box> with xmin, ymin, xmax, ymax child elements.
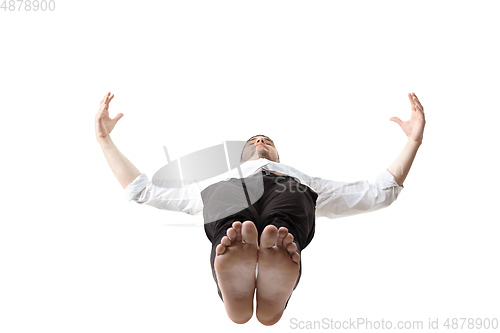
<box><xmin>291</xmin><ymin>251</ymin><xmax>300</xmax><ymax>264</ymax></box>
<box><xmin>277</xmin><ymin>227</ymin><xmax>288</xmax><ymax>247</ymax></box>
<box><xmin>232</xmin><ymin>221</ymin><xmax>243</xmax><ymax>242</ymax></box>
<box><xmin>227</xmin><ymin>228</ymin><xmax>237</xmax><ymax>242</ymax></box>
<box><xmin>282</xmin><ymin>233</ymin><xmax>294</xmax><ymax>250</ymax></box>
<box><xmin>241</xmin><ymin>221</ymin><xmax>258</xmax><ymax>245</ymax></box>
<box><xmin>221</xmin><ymin>236</ymin><xmax>232</xmax><ymax>247</ymax></box>
<box><xmin>216</xmin><ymin>243</ymin><xmax>226</xmax><ymax>255</ymax></box>
<box><xmin>286</xmin><ymin>241</ymin><xmax>297</xmax><ymax>256</ymax></box>
<box><xmin>260</xmin><ymin>225</ymin><xmax>278</xmax><ymax>248</ymax></box>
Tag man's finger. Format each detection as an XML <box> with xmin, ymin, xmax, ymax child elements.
<box><xmin>390</xmin><ymin>117</ymin><xmax>403</xmax><ymax>126</ymax></box>
<box><xmin>413</xmin><ymin>95</ymin><xmax>423</xmax><ymax>111</ymax></box>
<box><xmin>102</xmin><ymin>92</ymin><xmax>110</xmax><ymax>104</ymax></box>
<box><xmin>113</xmin><ymin>113</ymin><xmax>124</xmax><ymax>122</ymax></box>
<box><xmin>408</xmin><ymin>92</ymin><xmax>414</xmax><ymax>106</ymax></box>
<box><xmin>104</xmin><ymin>92</ymin><xmax>112</xmax><ymax>106</ymax></box>
<box><xmin>410</xmin><ymin>94</ymin><xmax>420</xmax><ymax>112</ymax></box>
<box><xmin>103</xmin><ymin>93</ymin><xmax>114</xmax><ymax>110</ymax></box>
<box><xmin>412</xmin><ymin>102</ymin><xmax>417</xmax><ymax>112</ymax></box>
<box><xmin>412</xmin><ymin>99</ymin><xmax>423</xmax><ymax>112</ymax></box>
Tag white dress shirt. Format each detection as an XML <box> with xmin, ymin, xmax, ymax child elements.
<box><xmin>124</xmin><ymin>158</ymin><xmax>403</xmax><ymax>220</ymax></box>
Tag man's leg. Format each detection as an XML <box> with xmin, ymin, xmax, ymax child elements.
<box><xmin>255</xmin><ymin>224</ymin><xmax>301</xmax><ymax>325</ymax></box>
<box><xmin>213</xmin><ymin>220</ymin><xmax>259</xmax><ymax>324</ymax></box>
<box><xmin>201</xmin><ymin>178</ymin><xmax>261</xmax><ymax>324</ymax></box>
<box><xmin>254</xmin><ymin>175</ymin><xmax>318</xmax><ymax>325</ymax></box>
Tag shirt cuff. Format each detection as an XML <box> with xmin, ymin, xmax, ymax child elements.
<box><xmin>377</xmin><ymin>169</ymin><xmax>404</xmax><ymax>190</ymax></box>
<box><xmin>124</xmin><ymin>173</ymin><xmax>149</xmax><ymax>202</ymax></box>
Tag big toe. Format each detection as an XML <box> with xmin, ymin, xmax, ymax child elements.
<box><xmin>241</xmin><ymin>221</ymin><xmax>258</xmax><ymax>245</ymax></box>
<box><xmin>260</xmin><ymin>225</ymin><xmax>278</xmax><ymax>249</ymax></box>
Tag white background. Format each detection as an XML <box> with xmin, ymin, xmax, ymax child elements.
<box><xmin>1</xmin><ymin>0</ymin><xmax>499</xmax><ymax>331</ymax></box>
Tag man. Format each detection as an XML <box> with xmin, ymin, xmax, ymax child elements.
<box><xmin>95</xmin><ymin>92</ymin><xmax>425</xmax><ymax>325</ymax></box>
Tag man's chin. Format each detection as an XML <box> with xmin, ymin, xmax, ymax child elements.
<box><xmin>257</xmin><ymin>152</ymin><xmax>271</xmax><ymax>160</ymax></box>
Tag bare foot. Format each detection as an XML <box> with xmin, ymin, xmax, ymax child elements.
<box><xmin>214</xmin><ymin>221</ymin><xmax>259</xmax><ymax>324</ymax></box>
<box><xmin>256</xmin><ymin>225</ymin><xmax>300</xmax><ymax>326</ymax></box>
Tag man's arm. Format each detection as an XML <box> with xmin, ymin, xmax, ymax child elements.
<box><xmin>94</xmin><ymin>92</ymin><xmax>202</xmax><ymax>215</ymax></box>
<box><xmin>387</xmin><ymin>92</ymin><xmax>426</xmax><ymax>186</ymax></box>
<box><xmin>312</xmin><ymin>170</ymin><xmax>403</xmax><ymax>219</ymax></box>
<box><xmin>313</xmin><ymin>92</ymin><xmax>425</xmax><ymax>219</ymax></box>
<box><xmin>98</xmin><ymin>135</ymin><xmax>141</xmax><ymax>189</ymax></box>
<box><xmin>387</xmin><ymin>138</ymin><xmax>421</xmax><ymax>186</ymax></box>
<box><xmin>95</xmin><ymin>92</ymin><xmax>140</xmax><ymax>189</ymax></box>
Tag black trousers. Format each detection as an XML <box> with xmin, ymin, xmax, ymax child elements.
<box><xmin>202</xmin><ymin>170</ymin><xmax>318</xmax><ymax>307</ymax></box>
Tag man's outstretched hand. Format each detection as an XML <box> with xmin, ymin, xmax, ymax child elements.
<box><xmin>390</xmin><ymin>92</ymin><xmax>426</xmax><ymax>145</ymax></box>
<box><xmin>95</xmin><ymin>92</ymin><xmax>123</xmax><ymax>141</ymax></box>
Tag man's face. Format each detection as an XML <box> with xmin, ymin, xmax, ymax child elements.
<box><xmin>240</xmin><ymin>135</ymin><xmax>280</xmax><ymax>163</ymax></box>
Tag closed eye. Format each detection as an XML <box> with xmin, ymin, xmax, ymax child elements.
<box><xmin>248</xmin><ymin>138</ymin><xmax>274</xmax><ymax>147</ymax></box>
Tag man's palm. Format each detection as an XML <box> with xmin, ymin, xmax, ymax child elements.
<box><xmin>95</xmin><ymin>93</ymin><xmax>123</xmax><ymax>139</ymax></box>
<box><xmin>390</xmin><ymin>93</ymin><xmax>425</xmax><ymax>144</ymax></box>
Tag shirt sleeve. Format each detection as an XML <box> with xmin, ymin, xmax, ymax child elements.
<box><xmin>312</xmin><ymin>169</ymin><xmax>404</xmax><ymax>219</ymax></box>
<box><xmin>124</xmin><ymin>173</ymin><xmax>203</xmax><ymax>215</ymax></box>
